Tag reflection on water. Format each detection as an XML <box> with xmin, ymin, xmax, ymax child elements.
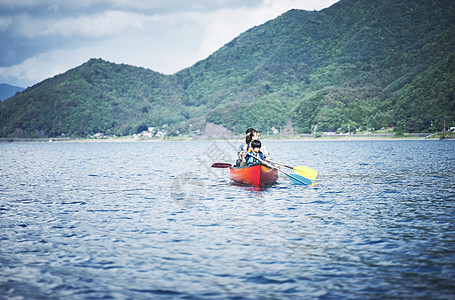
<box><xmin>0</xmin><ymin>140</ymin><xmax>454</xmax><ymax>299</ymax></box>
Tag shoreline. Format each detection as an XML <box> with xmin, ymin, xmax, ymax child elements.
<box><xmin>1</xmin><ymin>133</ymin><xmax>452</xmax><ymax>143</ymax></box>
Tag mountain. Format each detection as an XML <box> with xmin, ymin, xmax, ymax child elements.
<box><xmin>0</xmin><ymin>83</ymin><xmax>24</xmax><ymax>101</ymax></box>
<box><xmin>1</xmin><ymin>0</ymin><xmax>454</xmax><ymax>138</ymax></box>
<box><xmin>0</xmin><ymin>60</ymin><xmax>184</xmax><ymax>138</ymax></box>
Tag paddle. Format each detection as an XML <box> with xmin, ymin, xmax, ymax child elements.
<box><xmin>248</xmin><ymin>153</ymin><xmax>311</xmax><ymax>185</ymax></box>
<box><xmin>267</xmin><ymin>159</ymin><xmax>318</xmax><ymax>180</ymax></box>
<box><xmin>211</xmin><ymin>163</ymin><xmax>232</xmax><ymax>168</ymax></box>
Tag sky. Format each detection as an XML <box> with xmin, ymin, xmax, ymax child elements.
<box><xmin>0</xmin><ymin>0</ymin><xmax>340</xmax><ymax>88</ymax></box>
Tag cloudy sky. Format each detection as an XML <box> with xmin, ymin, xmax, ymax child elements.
<box><xmin>0</xmin><ymin>0</ymin><xmax>340</xmax><ymax>88</ymax></box>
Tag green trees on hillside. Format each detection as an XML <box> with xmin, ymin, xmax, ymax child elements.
<box><xmin>1</xmin><ymin>0</ymin><xmax>454</xmax><ymax>138</ymax></box>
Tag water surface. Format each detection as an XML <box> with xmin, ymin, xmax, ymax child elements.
<box><xmin>1</xmin><ymin>140</ymin><xmax>454</xmax><ymax>299</ymax></box>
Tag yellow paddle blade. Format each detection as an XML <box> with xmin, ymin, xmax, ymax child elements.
<box><xmin>293</xmin><ymin>166</ymin><xmax>318</xmax><ymax>180</ymax></box>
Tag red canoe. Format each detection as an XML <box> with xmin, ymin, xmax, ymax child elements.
<box><xmin>230</xmin><ymin>164</ymin><xmax>278</xmax><ymax>187</ymax></box>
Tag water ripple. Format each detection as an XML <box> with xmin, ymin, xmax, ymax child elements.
<box><xmin>0</xmin><ymin>140</ymin><xmax>454</xmax><ymax>299</ymax></box>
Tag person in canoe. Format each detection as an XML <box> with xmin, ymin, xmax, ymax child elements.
<box><xmin>236</xmin><ymin>128</ymin><xmax>271</xmax><ymax>166</ymax></box>
<box><xmin>242</xmin><ymin>140</ymin><xmax>265</xmax><ymax>166</ymax></box>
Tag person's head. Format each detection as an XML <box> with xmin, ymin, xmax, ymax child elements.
<box><xmin>251</xmin><ymin>130</ymin><xmax>261</xmax><ymax>141</ymax></box>
<box><xmin>245</xmin><ymin>127</ymin><xmax>255</xmax><ymax>144</ymax></box>
<box><xmin>251</xmin><ymin>140</ymin><xmax>261</xmax><ymax>153</ymax></box>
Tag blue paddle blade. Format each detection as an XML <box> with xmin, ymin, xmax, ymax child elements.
<box><xmin>287</xmin><ymin>173</ymin><xmax>311</xmax><ymax>185</ymax></box>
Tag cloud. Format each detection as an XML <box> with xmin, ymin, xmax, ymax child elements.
<box><xmin>0</xmin><ymin>0</ymin><xmax>339</xmax><ymax>87</ymax></box>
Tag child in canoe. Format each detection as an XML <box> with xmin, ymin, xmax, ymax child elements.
<box><xmin>236</xmin><ymin>128</ymin><xmax>271</xmax><ymax>166</ymax></box>
<box><xmin>241</xmin><ymin>140</ymin><xmax>265</xmax><ymax>166</ymax></box>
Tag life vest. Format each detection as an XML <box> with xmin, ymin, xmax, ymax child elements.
<box><xmin>245</xmin><ymin>149</ymin><xmax>264</xmax><ymax>164</ymax></box>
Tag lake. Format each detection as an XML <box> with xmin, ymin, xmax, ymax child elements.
<box><xmin>1</xmin><ymin>139</ymin><xmax>454</xmax><ymax>299</ymax></box>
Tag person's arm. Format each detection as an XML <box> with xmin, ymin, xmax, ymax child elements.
<box><xmin>261</xmin><ymin>144</ymin><xmax>271</xmax><ymax>160</ymax></box>
<box><xmin>238</xmin><ymin>144</ymin><xmax>246</xmax><ymax>159</ymax></box>
<box><xmin>260</xmin><ymin>151</ymin><xmax>266</xmax><ymax>161</ymax></box>
<box><xmin>242</xmin><ymin>152</ymin><xmax>248</xmax><ymax>163</ymax></box>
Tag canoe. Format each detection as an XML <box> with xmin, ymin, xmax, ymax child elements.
<box><xmin>230</xmin><ymin>163</ymin><xmax>278</xmax><ymax>187</ymax></box>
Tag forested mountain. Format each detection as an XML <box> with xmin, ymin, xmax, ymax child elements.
<box><xmin>0</xmin><ymin>61</ymin><xmax>186</xmax><ymax>137</ymax></box>
<box><xmin>1</xmin><ymin>0</ymin><xmax>454</xmax><ymax>138</ymax></box>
